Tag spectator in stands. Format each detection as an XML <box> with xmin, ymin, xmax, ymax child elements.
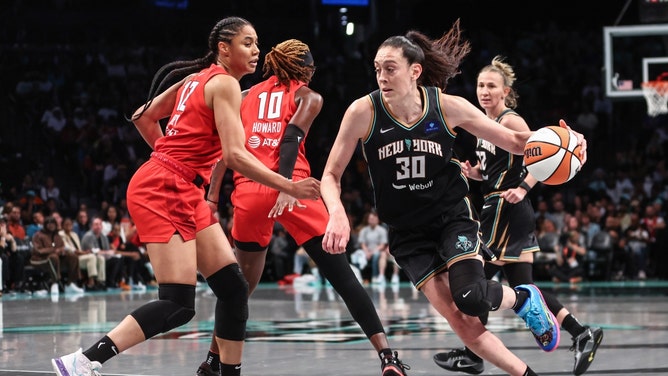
<box><xmin>7</xmin><ymin>206</ymin><xmax>27</xmax><ymax>241</ymax></box>
<box><xmin>550</xmin><ymin>230</ymin><xmax>587</xmax><ymax>283</ymax></box>
<box><xmin>73</xmin><ymin>209</ymin><xmax>90</xmax><ymax>240</ymax></box>
<box><xmin>101</xmin><ymin>205</ymin><xmax>124</xmax><ymax>241</ymax></box>
<box><xmin>0</xmin><ymin>217</ymin><xmax>17</xmax><ymax>293</ymax></box>
<box><xmin>30</xmin><ymin>215</ymin><xmax>84</xmax><ymax>294</ymax></box>
<box><xmin>107</xmin><ymin>222</ymin><xmax>146</xmax><ymax>290</ymax></box>
<box><xmin>60</xmin><ymin>217</ymin><xmax>106</xmax><ymax>291</ymax></box>
<box><xmin>356</xmin><ymin>210</ymin><xmax>389</xmax><ymax>284</ymax></box>
<box><xmin>40</xmin><ymin>176</ymin><xmax>61</xmax><ymax>207</ymax></box>
<box><xmin>25</xmin><ymin>210</ymin><xmax>45</xmax><ymax>238</ymax></box>
<box><xmin>625</xmin><ymin>212</ymin><xmax>650</xmax><ymax>280</ymax></box>
<box><xmin>641</xmin><ymin>202</ymin><xmax>666</xmax><ymax>278</ymax></box>
<box><xmin>81</xmin><ymin>216</ymin><xmax>122</xmax><ymax>289</ymax></box>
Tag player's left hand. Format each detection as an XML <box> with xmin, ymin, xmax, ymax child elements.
<box><xmin>269</xmin><ymin>191</ymin><xmax>306</xmax><ymax>218</ymax></box>
<box><xmin>559</xmin><ymin>118</ymin><xmax>587</xmax><ymax>165</ymax></box>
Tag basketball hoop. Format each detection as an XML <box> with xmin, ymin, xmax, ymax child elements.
<box><xmin>641</xmin><ymin>72</ymin><xmax>668</xmax><ymax>117</ymax></box>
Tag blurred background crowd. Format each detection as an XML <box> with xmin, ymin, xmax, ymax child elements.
<box><xmin>1</xmin><ymin>0</ymin><xmax>667</xmax><ymax>295</ymax></box>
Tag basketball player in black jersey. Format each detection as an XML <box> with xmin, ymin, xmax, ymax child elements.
<box><xmin>433</xmin><ymin>56</ymin><xmax>603</xmax><ymax>376</ymax></box>
<box><xmin>320</xmin><ymin>20</ymin><xmax>588</xmax><ymax>376</ymax></box>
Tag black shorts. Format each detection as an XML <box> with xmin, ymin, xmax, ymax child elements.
<box><xmin>388</xmin><ymin>198</ymin><xmax>484</xmax><ymax>290</ymax></box>
<box><xmin>479</xmin><ymin>194</ymin><xmax>539</xmax><ymax>261</ymax></box>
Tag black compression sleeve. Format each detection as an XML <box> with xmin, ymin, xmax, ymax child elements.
<box><xmin>278</xmin><ymin>124</ymin><xmax>305</xmax><ymax>179</ymax></box>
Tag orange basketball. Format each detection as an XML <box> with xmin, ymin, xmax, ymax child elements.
<box><xmin>523</xmin><ymin>126</ymin><xmax>582</xmax><ymax>185</ymax></box>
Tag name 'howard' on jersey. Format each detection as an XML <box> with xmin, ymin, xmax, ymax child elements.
<box><xmin>362</xmin><ymin>86</ymin><xmax>469</xmax><ymax>229</ymax></box>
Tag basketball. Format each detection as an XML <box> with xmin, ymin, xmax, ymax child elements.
<box><xmin>523</xmin><ymin>126</ymin><xmax>582</xmax><ymax>185</ymax></box>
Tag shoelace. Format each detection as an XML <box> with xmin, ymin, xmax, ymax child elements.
<box><xmin>569</xmin><ymin>329</ymin><xmax>592</xmax><ymax>352</ymax></box>
<box><xmin>383</xmin><ymin>351</ymin><xmax>411</xmax><ymax>373</ymax></box>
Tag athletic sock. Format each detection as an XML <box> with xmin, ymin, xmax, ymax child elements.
<box><xmin>83</xmin><ymin>335</ymin><xmax>119</xmax><ymax>364</ymax></box>
<box><xmin>220</xmin><ymin>362</ymin><xmax>241</xmax><ymax>376</ymax></box>
<box><xmin>523</xmin><ymin>366</ymin><xmax>538</xmax><ymax>376</ymax></box>
<box><xmin>206</xmin><ymin>350</ymin><xmax>220</xmax><ymax>371</ymax></box>
<box><xmin>379</xmin><ymin>348</ymin><xmax>393</xmax><ymax>359</ymax></box>
<box><xmin>561</xmin><ymin>314</ymin><xmax>586</xmax><ymax>337</ymax></box>
<box><xmin>512</xmin><ymin>289</ymin><xmax>529</xmax><ymax>313</ymax></box>
<box><xmin>464</xmin><ymin>347</ymin><xmax>482</xmax><ymax>361</ymax></box>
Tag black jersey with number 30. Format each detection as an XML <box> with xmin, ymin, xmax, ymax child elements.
<box><xmin>362</xmin><ymin>86</ymin><xmax>469</xmax><ymax>229</ymax></box>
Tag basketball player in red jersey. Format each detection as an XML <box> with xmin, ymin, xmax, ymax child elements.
<box><xmin>196</xmin><ymin>39</ymin><xmax>409</xmax><ymax>376</ymax></box>
<box><xmin>434</xmin><ymin>56</ymin><xmax>603</xmax><ymax>376</ymax></box>
<box><xmin>52</xmin><ymin>17</ymin><xmax>319</xmax><ymax>376</ymax></box>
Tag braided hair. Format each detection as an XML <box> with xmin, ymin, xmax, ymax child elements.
<box><xmin>132</xmin><ymin>16</ymin><xmax>253</xmax><ymax>120</ymax></box>
<box><xmin>262</xmin><ymin>39</ymin><xmax>313</xmax><ymax>92</ymax></box>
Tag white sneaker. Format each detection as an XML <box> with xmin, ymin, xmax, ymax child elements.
<box><xmin>33</xmin><ymin>289</ymin><xmax>48</xmax><ymax>296</ymax></box>
<box><xmin>373</xmin><ymin>275</ymin><xmax>386</xmax><ymax>285</ymax></box>
<box><xmin>50</xmin><ymin>283</ymin><xmax>60</xmax><ymax>295</ymax></box>
<box><xmin>52</xmin><ymin>348</ymin><xmax>102</xmax><ymax>376</ymax></box>
<box><xmin>65</xmin><ymin>283</ymin><xmax>84</xmax><ymax>294</ymax></box>
<box><xmin>132</xmin><ymin>282</ymin><xmax>146</xmax><ymax>291</ymax></box>
<box><xmin>391</xmin><ymin>274</ymin><xmax>400</xmax><ymax>285</ymax></box>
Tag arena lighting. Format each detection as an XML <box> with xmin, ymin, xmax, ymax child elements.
<box><xmin>346</xmin><ymin>22</ymin><xmax>355</xmax><ymax>35</ymax></box>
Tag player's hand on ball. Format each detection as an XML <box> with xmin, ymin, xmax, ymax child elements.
<box><xmin>559</xmin><ymin>119</ymin><xmax>587</xmax><ymax>165</ymax></box>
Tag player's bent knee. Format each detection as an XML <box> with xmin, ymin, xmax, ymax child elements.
<box><xmin>130</xmin><ymin>283</ymin><xmax>196</xmax><ymax>338</ymax></box>
<box><xmin>452</xmin><ymin>279</ymin><xmax>492</xmax><ymax>317</ymax></box>
<box><xmin>207</xmin><ymin>263</ymin><xmax>249</xmax><ymax>341</ymax></box>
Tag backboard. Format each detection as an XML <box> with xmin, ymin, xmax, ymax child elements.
<box><xmin>604</xmin><ymin>24</ymin><xmax>668</xmax><ymax>99</ymax></box>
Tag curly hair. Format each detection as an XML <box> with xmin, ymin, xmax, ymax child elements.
<box><xmin>263</xmin><ymin>39</ymin><xmax>313</xmax><ymax>92</ymax></box>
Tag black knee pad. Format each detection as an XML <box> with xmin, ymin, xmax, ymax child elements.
<box><xmin>449</xmin><ymin>259</ymin><xmax>503</xmax><ymax>317</ymax></box>
<box><xmin>207</xmin><ymin>263</ymin><xmax>249</xmax><ymax>341</ymax></box>
<box><xmin>130</xmin><ymin>283</ymin><xmax>196</xmax><ymax>339</ymax></box>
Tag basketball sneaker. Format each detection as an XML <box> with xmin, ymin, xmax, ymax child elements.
<box><xmin>571</xmin><ymin>326</ymin><xmax>604</xmax><ymax>375</ymax></box>
<box><xmin>195</xmin><ymin>361</ymin><xmax>219</xmax><ymax>376</ymax></box>
<box><xmin>433</xmin><ymin>347</ymin><xmax>484</xmax><ymax>375</ymax></box>
<box><xmin>380</xmin><ymin>351</ymin><xmax>410</xmax><ymax>376</ymax></box>
<box><xmin>52</xmin><ymin>348</ymin><xmax>102</xmax><ymax>376</ymax></box>
<box><xmin>514</xmin><ymin>284</ymin><xmax>560</xmax><ymax>352</ymax></box>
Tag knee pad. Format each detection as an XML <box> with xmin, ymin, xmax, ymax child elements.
<box><xmin>207</xmin><ymin>263</ymin><xmax>249</xmax><ymax>341</ymax></box>
<box><xmin>449</xmin><ymin>259</ymin><xmax>503</xmax><ymax>317</ymax></box>
<box><xmin>130</xmin><ymin>283</ymin><xmax>196</xmax><ymax>339</ymax></box>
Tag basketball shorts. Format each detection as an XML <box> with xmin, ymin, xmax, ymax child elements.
<box><xmin>388</xmin><ymin>199</ymin><xmax>483</xmax><ymax>290</ymax></box>
<box><xmin>231</xmin><ymin>179</ymin><xmax>327</xmax><ymax>248</ymax></box>
<box><xmin>479</xmin><ymin>194</ymin><xmax>540</xmax><ymax>261</ymax></box>
<box><xmin>127</xmin><ymin>159</ymin><xmax>216</xmax><ymax>243</ymax></box>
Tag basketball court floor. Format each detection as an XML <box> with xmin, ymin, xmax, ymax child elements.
<box><xmin>1</xmin><ymin>279</ymin><xmax>667</xmax><ymax>375</ymax></box>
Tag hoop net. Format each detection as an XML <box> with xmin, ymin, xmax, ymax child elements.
<box><xmin>642</xmin><ymin>72</ymin><xmax>668</xmax><ymax>117</ymax></box>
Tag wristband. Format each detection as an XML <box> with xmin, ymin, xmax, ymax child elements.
<box><xmin>206</xmin><ymin>198</ymin><xmax>219</xmax><ymax>205</ymax></box>
<box><xmin>518</xmin><ymin>181</ymin><xmax>532</xmax><ymax>192</ymax></box>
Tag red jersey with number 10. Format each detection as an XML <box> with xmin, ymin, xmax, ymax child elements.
<box><xmin>234</xmin><ymin>75</ymin><xmax>310</xmax><ymax>185</ymax></box>
<box><xmin>153</xmin><ymin>64</ymin><xmax>229</xmax><ymax>185</ymax></box>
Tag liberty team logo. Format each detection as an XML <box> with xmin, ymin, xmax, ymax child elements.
<box><xmin>454</xmin><ymin>235</ymin><xmax>473</xmax><ymax>252</ymax></box>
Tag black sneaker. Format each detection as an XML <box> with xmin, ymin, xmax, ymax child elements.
<box><xmin>381</xmin><ymin>351</ymin><xmax>410</xmax><ymax>376</ymax></box>
<box><xmin>195</xmin><ymin>361</ymin><xmax>219</xmax><ymax>376</ymax></box>
<box><xmin>433</xmin><ymin>348</ymin><xmax>484</xmax><ymax>375</ymax></box>
<box><xmin>571</xmin><ymin>326</ymin><xmax>604</xmax><ymax>375</ymax></box>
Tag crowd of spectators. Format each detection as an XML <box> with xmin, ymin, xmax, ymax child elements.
<box><xmin>1</xmin><ymin>1</ymin><xmax>667</xmax><ymax>293</ymax></box>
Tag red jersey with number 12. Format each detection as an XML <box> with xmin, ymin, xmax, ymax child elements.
<box><xmin>153</xmin><ymin>64</ymin><xmax>229</xmax><ymax>185</ymax></box>
<box><xmin>234</xmin><ymin>76</ymin><xmax>310</xmax><ymax>185</ymax></box>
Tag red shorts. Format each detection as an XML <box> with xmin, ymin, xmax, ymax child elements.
<box><xmin>231</xmin><ymin>180</ymin><xmax>328</xmax><ymax>247</ymax></box>
<box><xmin>127</xmin><ymin>159</ymin><xmax>216</xmax><ymax>243</ymax></box>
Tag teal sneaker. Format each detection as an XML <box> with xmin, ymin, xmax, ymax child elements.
<box><xmin>514</xmin><ymin>284</ymin><xmax>560</xmax><ymax>352</ymax></box>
